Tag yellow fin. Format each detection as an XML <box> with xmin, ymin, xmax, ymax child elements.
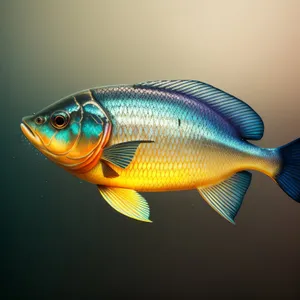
<box><xmin>97</xmin><ymin>186</ymin><xmax>152</xmax><ymax>223</ymax></box>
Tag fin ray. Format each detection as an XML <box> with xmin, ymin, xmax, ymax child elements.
<box><xmin>197</xmin><ymin>171</ymin><xmax>252</xmax><ymax>224</ymax></box>
<box><xmin>97</xmin><ymin>186</ymin><xmax>152</xmax><ymax>222</ymax></box>
<box><xmin>102</xmin><ymin>140</ymin><xmax>154</xmax><ymax>169</ymax></box>
<box><xmin>275</xmin><ymin>138</ymin><xmax>300</xmax><ymax>201</ymax></box>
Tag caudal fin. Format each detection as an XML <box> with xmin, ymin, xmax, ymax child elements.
<box><xmin>275</xmin><ymin>138</ymin><xmax>300</xmax><ymax>202</ymax></box>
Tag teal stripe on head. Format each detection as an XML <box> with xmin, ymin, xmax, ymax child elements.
<box><xmin>84</xmin><ymin>103</ymin><xmax>101</xmax><ymax>115</ymax></box>
<box><xmin>39</xmin><ymin>124</ymin><xmax>56</xmax><ymax>139</ymax></box>
<box><xmin>56</xmin><ymin>129</ymin><xmax>72</xmax><ymax>142</ymax></box>
<box><xmin>66</xmin><ymin>103</ymin><xmax>80</xmax><ymax>114</ymax></box>
<box><xmin>70</xmin><ymin>122</ymin><xmax>80</xmax><ymax>135</ymax></box>
<box><xmin>83</xmin><ymin>103</ymin><xmax>105</xmax><ymax>124</ymax></box>
<box><xmin>66</xmin><ymin>102</ymin><xmax>82</xmax><ymax>123</ymax></box>
<box><xmin>82</xmin><ymin>117</ymin><xmax>103</xmax><ymax>138</ymax></box>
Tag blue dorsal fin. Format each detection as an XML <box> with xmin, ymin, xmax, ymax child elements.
<box><xmin>134</xmin><ymin>80</ymin><xmax>264</xmax><ymax>140</ymax></box>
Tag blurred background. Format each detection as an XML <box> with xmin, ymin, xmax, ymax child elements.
<box><xmin>1</xmin><ymin>0</ymin><xmax>299</xmax><ymax>299</ymax></box>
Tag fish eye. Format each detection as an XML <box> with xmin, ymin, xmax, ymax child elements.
<box><xmin>34</xmin><ymin>116</ymin><xmax>45</xmax><ymax>125</ymax></box>
<box><xmin>50</xmin><ymin>111</ymin><xmax>70</xmax><ymax>129</ymax></box>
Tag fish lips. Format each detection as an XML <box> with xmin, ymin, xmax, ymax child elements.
<box><xmin>20</xmin><ymin>119</ymin><xmax>43</xmax><ymax>148</ymax></box>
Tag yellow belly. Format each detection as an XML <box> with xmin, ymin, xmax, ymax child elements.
<box><xmin>75</xmin><ymin>141</ymin><xmax>254</xmax><ymax>191</ymax></box>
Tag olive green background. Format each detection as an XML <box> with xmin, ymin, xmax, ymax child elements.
<box><xmin>1</xmin><ymin>0</ymin><xmax>299</xmax><ymax>299</ymax></box>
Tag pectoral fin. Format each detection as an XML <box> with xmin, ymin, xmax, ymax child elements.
<box><xmin>197</xmin><ymin>171</ymin><xmax>252</xmax><ymax>224</ymax></box>
<box><xmin>101</xmin><ymin>140</ymin><xmax>154</xmax><ymax>169</ymax></box>
<box><xmin>97</xmin><ymin>186</ymin><xmax>152</xmax><ymax>223</ymax></box>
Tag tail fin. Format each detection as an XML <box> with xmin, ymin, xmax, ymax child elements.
<box><xmin>275</xmin><ymin>138</ymin><xmax>300</xmax><ymax>202</ymax></box>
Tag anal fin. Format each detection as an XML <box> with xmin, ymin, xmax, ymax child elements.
<box><xmin>197</xmin><ymin>171</ymin><xmax>252</xmax><ymax>224</ymax></box>
<box><xmin>97</xmin><ymin>186</ymin><xmax>152</xmax><ymax>223</ymax></box>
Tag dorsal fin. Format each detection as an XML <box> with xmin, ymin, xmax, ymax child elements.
<box><xmin>134</xmin><ymin>80</ymin><xmax>264</xmax><ymax>140</ymax></box>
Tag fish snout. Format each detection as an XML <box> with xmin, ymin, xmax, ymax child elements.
<box><xmin>20</xmin><ymin>115</ymin><xmax>43</xmax><ymax>147</ymax></box>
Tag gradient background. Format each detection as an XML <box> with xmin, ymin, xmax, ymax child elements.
<box><xmin>1</xmin><ymin>0</ymin><xmax>300</xmax><ymax>299</ymax></box>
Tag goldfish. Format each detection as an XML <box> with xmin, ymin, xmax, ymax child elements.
<box><xmin>21</xmin><ymin>80</ymin><xmax>300</xmax><ymax>224</ymax></box>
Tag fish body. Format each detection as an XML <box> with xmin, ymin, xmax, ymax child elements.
<box><xmin>81</xmin><ymin>85</ymin><xmax>279</xmax><ymax>191</ymax></box>
<box><xmin>21</xmin><ymin>80</ymin><xmax>300</xmax><ymax>224</ymax></box>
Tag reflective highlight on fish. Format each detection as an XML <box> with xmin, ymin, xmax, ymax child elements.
<box><xmin>21</xmin><ymin>80</ymin><xmax>300</xmax><ymax>224</ymax></box>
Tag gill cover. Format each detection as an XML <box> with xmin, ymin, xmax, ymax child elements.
<box><xmin>66</xmin><ymin>92</ymin><xmax>112</xmax><ymax>173</ymax></box>
<box><xmin>30</xmin><ymin>91</ymin><xmax>111</xmax><ymax>171</ymax></box>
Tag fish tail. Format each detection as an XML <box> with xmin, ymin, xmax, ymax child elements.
<box><xmin>274</xmin><ymin>138</ymin><xmax>300</xmax><ymax>202</ymax></box>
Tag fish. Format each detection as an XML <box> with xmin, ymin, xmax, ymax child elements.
<box><xmin>20</xmin><ymin>80</ymin><xmax>300</xmax><ymax>224</ymax></box>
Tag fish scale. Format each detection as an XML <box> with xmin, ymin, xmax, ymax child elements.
<box><xmin>85</xmin><ymin>86</ymin><xmax>252</xmax><ymax>191</ymax></box>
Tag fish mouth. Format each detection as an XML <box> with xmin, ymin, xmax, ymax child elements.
<box><xmin>20</xmin><ymin>122</ymin><xmax>43</xmax><ymax>148</ymax></box>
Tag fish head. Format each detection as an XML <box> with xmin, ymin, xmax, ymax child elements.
<box><xmin>21</xmin><ymin>90</ymin><xmax>111</xmax><ymax>172</ymax></box>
